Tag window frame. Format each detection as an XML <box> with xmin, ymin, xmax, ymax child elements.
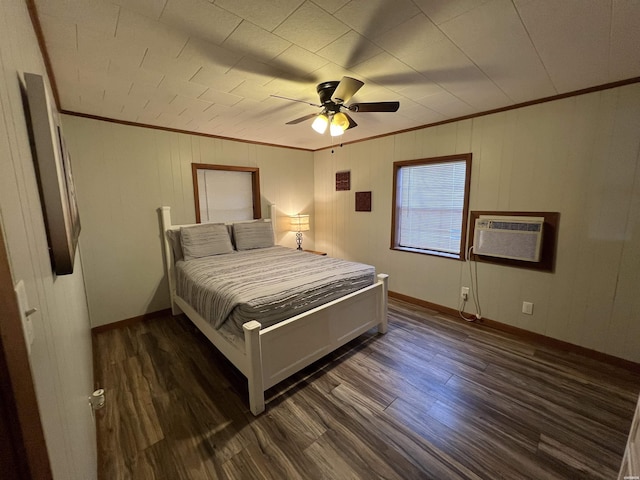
<box><xmin>191</xmin><ymin>163</ymin><xmax>261</xmax><ymax>223</ymax></box>
<box><xmin>390</xmin><ymin>154</ymin><xmax>472</xmax><ymax>261</ymax></box>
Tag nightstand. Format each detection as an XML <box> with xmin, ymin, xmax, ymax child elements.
<box><xmin>303</xmin><ymin>250</ymin><xmax>327</xmax><ymax>256</ymax></box>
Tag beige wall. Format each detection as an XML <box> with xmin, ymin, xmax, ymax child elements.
<box><xmin>63</xmin><ymin>83</ymin><xmax>640</xmax><ymax>363</ymax></box>
<box><xmin>63</xmin><ymin>116</ymin><xmax>315</xmax><ymax>327</ymax></box>
<box><xmin>314</xmin><ymin>84</ymin><xmax>640</xmax><ymax>363</ymax></box>
<box><xmin>0</xmin><ymin>0</ymin><xmax>95</xmax><ymax>478</ymax></box>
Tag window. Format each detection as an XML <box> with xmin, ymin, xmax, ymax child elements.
<box><xmin>191</xmin><ymin>163</ymin><xmax>261</xmax><ymax>223</ymax></box>
<box><xmin>391</xmin><ymin>154</ymin><xmax>472</xmax><ymax>260</ymax></box>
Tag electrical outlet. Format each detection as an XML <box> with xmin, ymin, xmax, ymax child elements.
<box><xmin>522</xmin><ymin>301</ymin><xmax>534</xmax><ymax>315</ymax></box>
<box><xmin>461</xmin><ymin>287</ymin><xmax>469</xmax><ymax>301</ymax></box>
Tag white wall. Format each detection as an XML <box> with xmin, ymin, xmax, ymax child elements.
<box><xmin>59</xmin><ymin>74</ymin><xmax>640</xmax><ymax>364</ymax></box>
<box><xmin>314</xmin><ymin>84</ymin><xmax>640</xmax><ymax>364</ymax></box>
<box><xmin>0</xmin><ymin>0</ymin><xmax>95</xmax><ymax>478</ymax></box>
<box><xmin>62</xmin><ymin>116</ymin><xmax>315</xmax><ymax>327</ymax></box>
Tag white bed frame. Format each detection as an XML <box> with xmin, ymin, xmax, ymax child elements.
<box><xmin>159</xmin><ymin>205</ymin><xmax>388</xmax><ymax>415</ymax></box>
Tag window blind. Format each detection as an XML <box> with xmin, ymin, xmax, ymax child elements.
<box><xmin>198</xmin><ymin>169</ymin><xmax>254</xmax><ymax>223</ymax></box>
<box><xmin>397</xmin><ymin>160</ymin><xmax>467</xmax><ymax>254</ymax></box>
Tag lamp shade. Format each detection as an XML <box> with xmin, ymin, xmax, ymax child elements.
<box><xmin>330</xmin><ymin>112</ymin><xmax>349</xmax><ymax>136</ymax></box>
<box><xmin>311</xmin><ymin>114</ymin><xmax>328</xmax><ymax>134</ymax></box>
<box><xmin>290</xmin><ymin>214</ymin><xmax>310</xmax><ymax>232</ymax></box>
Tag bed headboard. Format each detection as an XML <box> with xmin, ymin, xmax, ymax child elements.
<box><xmin>159</xmin><ymin>204</ymin><xmax>276</xmax><ymax>315</ymax></box>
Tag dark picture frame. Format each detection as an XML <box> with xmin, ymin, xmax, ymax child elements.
<box><xmin>25</xmin><ymin>73</ymin><xmax>81</xmax><ymax>275</ymax></box>
<box><xmin>336</xmin><ymin>171</ymin><xmax>350</xmax><ymax>191</ymax></box>
<box><xmin>355</xmin><ymin>191</ymin><xmax>372</xmax><ymax>212</ymax></box>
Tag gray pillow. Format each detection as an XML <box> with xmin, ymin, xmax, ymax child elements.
<box><xmin>166</xmin><ymin>229</ymin><xmax>184</xmax><ymax>262</ymax></box>
<box><xmin>233</xmin><ymin>221</ymin><xmax>274</xmax><ymax>250</ymax></box>
<box><xmin>180</xmin><ymin>223</ymin><xmax>234</xmax><ymax>260</ymax></box>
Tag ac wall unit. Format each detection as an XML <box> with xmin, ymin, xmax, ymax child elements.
<box><xmin>473</xmin><ymin>216</ymin><xmax>544</xmax><ymax>262</ymax></box>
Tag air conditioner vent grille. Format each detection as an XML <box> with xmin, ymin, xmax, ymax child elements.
<box><xmin>489</xmin><ymin>221</ymin><xmax>542</xmax><ymax>232</ymax></box>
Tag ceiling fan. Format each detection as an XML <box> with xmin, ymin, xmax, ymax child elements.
<box><xmin>272</xmin><ymin>76</ymin><xmax>400</xmax><ymax>136</ymax></box>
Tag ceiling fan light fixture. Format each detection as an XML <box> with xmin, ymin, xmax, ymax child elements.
<box><xmin>279</xmin><ymin>77</ymin><xmax>400</xmax><ymax>137</ymax></box>
<box><xmin>330</xmin><ymin>112</ymin><xmax>349</xmax><ymax>136</ymax></box>
<box><xmin>311</xmin><ymin>113</ymin><xmax>328</xmax><ymax>134</ymax></box>
<box><xmin>333</xmin><ymin>112</ymin><xmax>349</xmax><ymax>129</ymax></box>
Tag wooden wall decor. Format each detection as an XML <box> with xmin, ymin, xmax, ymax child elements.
<box><xmin>467</xmin><ymin>211</ymin><xmax>560</xmax><ymax>272</ymax></box>
<box><xmin>355</xmin><ymin>191</ymin><xmax>372</xmax><ymax>212</ymax></box>
<box><xmin>335</xmin><ymin>171</ymin><xmax>350</xmax><ymax>191</ymax></box>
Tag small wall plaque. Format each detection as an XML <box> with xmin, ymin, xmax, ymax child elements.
<box><xmin>355</xmin><ymin>191</ymin><xmax>372</xmax><ymax>212</ymax></box>
<box><xmin>336</xmin><ymin>171</ymin><xmax>350</xmax><ymax>191</ymax></box>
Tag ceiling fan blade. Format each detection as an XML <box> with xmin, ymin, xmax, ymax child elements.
<box><xmin>348</xmin><ymin>101</ymin><xmax>400</xmax><ymax>113</ymax></box>
<box><xmin>343</xmin><ymin>112</ymin><xmax>358</xmax><ymax>130</ymax></box>
<box><xmin>331</xmin><ymin>77</ymin><xmax>364</xmax><ymax>104</ymax></box>
<box><xmin>271</xmin><ymin>94</ymin><xmax>321</xmax><ymax>108</ymax></box>
<box><xmin>285</xmin><ymin>112</ymin><xmax>319</xmax><ymax>125</ymax></box>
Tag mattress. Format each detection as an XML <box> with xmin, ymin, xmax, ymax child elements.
<box><xmin>175</xmin><ymin>246</ymin><xmax>376</xmax><ymax>337</ymax></box>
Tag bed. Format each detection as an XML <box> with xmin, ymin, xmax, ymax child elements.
<box><xmin>159</xmin><ymin>205</ymin><xmax>389</xmax><ymax>415</ymax></box>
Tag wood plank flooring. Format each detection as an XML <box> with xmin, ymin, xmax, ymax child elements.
<box><xmin>94</xmin><ymin>299</ymin><xmax>640</xmax><ymax>479</ymax></box>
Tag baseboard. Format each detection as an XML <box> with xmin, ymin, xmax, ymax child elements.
<box><xmin>388</xmin><ymin>291</ymin><xmax>640</xmax><ymax>373</ymax></box>
<box><xmin>91</xmin><ymin>308</ymin><xmax>172</xmax><ymax>334</ymax></box>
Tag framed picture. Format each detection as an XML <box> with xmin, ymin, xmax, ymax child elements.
<box><xmin>336</xmin><ymin>170</ymin><xmax>350</xmax><ymax>191</ymax></box>
<box><xmin>355</xmin><ymin>191</ymin><xmax>372</xmax><ymax>212</ymax></box>
<box><xmin>25</xmin><ymin>73</ymin><xmax>81</xmax><ymax>275</ymax></box>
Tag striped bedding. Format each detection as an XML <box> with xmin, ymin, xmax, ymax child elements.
<box><xmin>175</xmin><ymin>246</ymin><xmax>376</xmax><ymax>337</ymax></box>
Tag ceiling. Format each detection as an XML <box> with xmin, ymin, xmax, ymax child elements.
<box><xmin>33</xmin><ymin>0</ymin><xmax>640</xmax><ymax>151</ymax></box>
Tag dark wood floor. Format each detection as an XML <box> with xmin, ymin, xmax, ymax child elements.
<box><xmin>94</xmin><ymin>299</ymin><xmax>640</xmax><ymax>479</ymax></box>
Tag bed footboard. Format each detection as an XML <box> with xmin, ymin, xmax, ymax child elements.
<box><xmin>243</xmin><ymin>321</ymin><xmax>265</xmax><ymax>415</ymax></box>
<box><xmin>243</xmin><ymin>273</ymin><xmax>388</xmax><ymax>416</ymax></box>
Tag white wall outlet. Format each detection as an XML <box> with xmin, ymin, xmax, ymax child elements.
<box><xmin>522</xmin><ymin>301</ymin><xmax>534</xmax><ymax>315</ymax></box>
<box><xmin>461</xmin><ymin>287</ymin><xmax>470</xmax><ymax>300</ymax></box>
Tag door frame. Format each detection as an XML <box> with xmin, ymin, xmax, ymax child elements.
<box><xmin>0</xmin><ymin>223</ymin><xmax>52</xmax><ymax>478</ymax></box>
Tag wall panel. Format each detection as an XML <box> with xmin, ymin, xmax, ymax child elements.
<box><xmin>0</xmin><ymin>1</ymin><xmax>95</xmax><ymax>477</ymax></box>
<box><xmin>314</xmin><ymin>83</ymin><xmax>640</xmax><ymax>363</ymax></box>
<box><xmin>63</xmin><ymin>116</ymin><xmax>314</xmax><ymax>327</ymax></box>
